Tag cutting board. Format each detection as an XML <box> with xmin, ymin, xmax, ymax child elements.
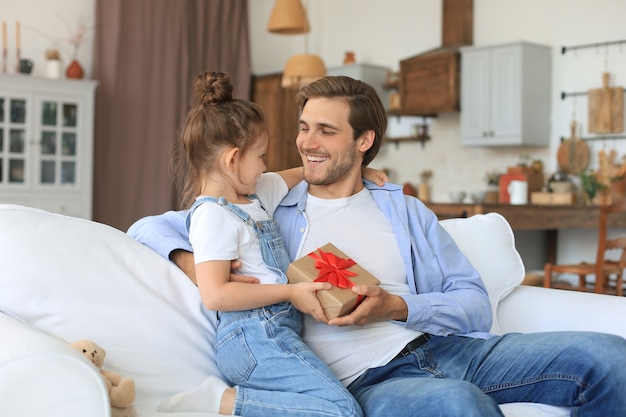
<box><xmin>557</xmin><ymin>120</ymin><xmax>589</xmax><ymax>175</ymax></box>
<box><xmin>588</xmin><ymin>72</ymin><xmax>624</xmax><ymax>133</ymax></box>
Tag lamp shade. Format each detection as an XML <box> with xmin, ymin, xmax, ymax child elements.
<box><xmin>267</xmin><ymin>0</ymin><xmax>310</xmax><ymax>34</ymax></box>
<box><xmin>281</xmin><ymin>53</ymin><xmax>327</xmax><ymax>88</ymax></box>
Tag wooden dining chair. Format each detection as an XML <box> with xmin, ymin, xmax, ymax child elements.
<box><xmin>544</xmin><ymin>199</ymin><xmax>626</xmax><ymax>296</ymax></box>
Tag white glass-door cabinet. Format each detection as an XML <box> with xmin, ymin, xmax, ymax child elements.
<box><xmin>460</xmin><ymin>41</ymin><xmax>552</xmax><ymax>147</ymax></box>
<box><xmin>0</xmin><ymin>75</ymin><xmax>97</xmax><ymax>219</ymax></box>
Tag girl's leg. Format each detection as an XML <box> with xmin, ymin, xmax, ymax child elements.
<box><xmin>219</xmin><ymin>305</ymin><xmax>361</xmax><ymax>417</ymax></box>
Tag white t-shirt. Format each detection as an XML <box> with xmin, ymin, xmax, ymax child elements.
<box><xmin>189</xmin><ymin>173</ymin><xmax>288</xmax><ymax>284</ymax></box>
<box><xmin>300</xmin><ymin>187</ymin><xmax>421</xmax><ymax>385</ymax></box>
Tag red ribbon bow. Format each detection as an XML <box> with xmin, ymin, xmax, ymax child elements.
<box><xmin>309</xmin><ymin>248</ymin><xmax>357</xmax><ymax>288</ymax></box>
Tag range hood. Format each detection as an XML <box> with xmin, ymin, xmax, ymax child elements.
<box><xmin>398</xmin><ymin>0</ymin><xmax>473</xmax><ymax>116</ymax></box>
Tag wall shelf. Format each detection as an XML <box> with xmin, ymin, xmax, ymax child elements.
<box><xmin>386</xmin><ymin>135</ymin><xmax>431</xmax><ymax>149</ymax></box>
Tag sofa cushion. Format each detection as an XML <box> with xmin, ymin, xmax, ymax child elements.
<box><xmin>0</xmin><ymin>204</ymin><xmax>221</xmax><ymax>408</ymax></box>
<box><xmin>440</xmin><ymin>213</ymin><xmax>525</xmax><ymax>334</ymax></box>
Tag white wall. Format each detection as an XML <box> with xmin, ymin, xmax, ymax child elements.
<box><xmin>250</xmin><ymin>0</ymin><xmax>626</xmax><ymax>200</ymax></box>
<box><xmin>250</xmin><ymin>0</ymin><xmax>626</xmax><ymax>270</ymax></box>
<box><xmin>6</xmin><ymin>0</ymin><xmax>626</xmax><ymax>270</ymax></box>
<box><xmin>3</xmin><ymin>0</ymin><xmax>95</xmax><ymax>78</ymax></box>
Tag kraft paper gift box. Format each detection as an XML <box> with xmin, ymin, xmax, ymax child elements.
<box><xmin>286</xmin><ymin>243</ymin><xmax>380</xmax><ymax>319</ymax></box>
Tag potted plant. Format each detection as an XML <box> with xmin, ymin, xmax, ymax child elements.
<box><xmin>579</xmin><ymin>170</ymin><xmax>606</xmax><ymax>205</ymax></box>
<box><xmin>484</xmin><ymin>171</ymin><xmax>501</xmax><ymax>203</ymax></box>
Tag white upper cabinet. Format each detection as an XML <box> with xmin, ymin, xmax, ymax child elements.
<box><xmin>460</xmin><ymin>41</ymin><xmax>552</xmax><ymax>146</ymax></box>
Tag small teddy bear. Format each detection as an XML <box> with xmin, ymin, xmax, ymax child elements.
<box><xmin>70</xmin><ymin>339</ymin><xmax>136</xmax><ymax>417</ymax></box>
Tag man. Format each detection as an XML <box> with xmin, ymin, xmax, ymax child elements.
<box><xmin>129</xmin><ymin>75</ymin><xmax>626</xmax><ymax>416</ymax></box>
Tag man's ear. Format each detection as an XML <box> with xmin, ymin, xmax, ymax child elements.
<box><xmin>358</xmin><ymin>130</ymin><xmax>375</xmax><ymax>153</ymax></box>
<box><xmin>223</xmin><ymin>147</ymin><xmax>240</xmax><ymax>171</ymax></box>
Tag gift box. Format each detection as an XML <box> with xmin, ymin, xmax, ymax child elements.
<box><xmin>286</xmin><ymin>243</ymin><xmax>380</xmax><ymax>319</ymax></box>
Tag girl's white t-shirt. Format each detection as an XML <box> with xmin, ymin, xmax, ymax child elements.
<box><xmin>188</xmin><ymin>173</ymin><xmax>288</xmax><ymax>284</ymax></box>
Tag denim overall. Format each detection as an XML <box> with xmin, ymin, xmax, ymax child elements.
<box><xmin>187</xmin><ymin>195</ymin><xmax>362</xmax><ymax>417</ymax></box>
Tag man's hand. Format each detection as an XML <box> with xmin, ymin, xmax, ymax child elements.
<box><xmin>327</xmin><ymin>285</ymin><xmax>408</xmax><ymax>326</ymax></box>
<box><xmin>170</xmin><ymin>249</ymin><xmax>197</xmax><ymax>284</ymax></box>
<box><xmin>170</xmin><ymin>250</ymin><xmax>259</xmax><ymax>285</ymax></box>
<box><xmin>229</xmin><ymin>267</ymin><xmax>260</xmax><ymax>284</ymax></box>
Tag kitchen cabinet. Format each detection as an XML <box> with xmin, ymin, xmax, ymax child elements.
<box><xmin>251</xmin><ymin>73</ymin><xmax>301</xmax><ymax>172</ymax></box>
<box><xmin>399</xmin><ymin>48</ymin><xmax>460</xmax><ymax>116</ymax></box>
<box><xmin>460</xmin><ymin>41</ymin><xmax>551</xmax><ymax>146</ymax></box>
<box><xmin>0</xmin><ymin>75</ymin><xmax>97</xmax><ymax>219</ymax></box>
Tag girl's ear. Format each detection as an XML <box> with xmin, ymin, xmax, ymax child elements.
<box><xmin>223</xmin><ymin>147</ymin><xmax>240</xmax><ymax>172</ymax></box>
<box><xmin>358</xmin><ymin>130</ymin><xmax>375</xmax><ymax>153</ymax></box>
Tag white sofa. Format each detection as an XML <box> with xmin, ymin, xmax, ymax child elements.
<box><xmin>1</xmin><ymin>203</ymin><xmax>625</xmax><ymax>417</ymax></box>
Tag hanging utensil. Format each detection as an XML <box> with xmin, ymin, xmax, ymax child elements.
<box><xmin>588</xmin><ymin>72</ymin><xmax>624</xmax><ymax>133</ymax></box>
<box><xmin>557</xmin><ymin>119</ymin><xmax>590</xmax><ymax>174</ymax></box>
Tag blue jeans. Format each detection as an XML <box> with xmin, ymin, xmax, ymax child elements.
<box><xmin>348</xmin><ymin>332</ymin><xmax>626</xmax><ymax>417</ymax></box>
<box><xmin>218</xmin><ymin>303</ymin><xmax>362</xmax><ymax>417</ymax></box>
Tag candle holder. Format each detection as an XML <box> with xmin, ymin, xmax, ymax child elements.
<box><xmin>15</xmin><ymin>48</ymin><xmax>20</xmax><ymax>74</ymax></box>
<box><xmin>2</xmin><ymin>48</ymin><xmax>6</xmax><ymax>73</ymax></box>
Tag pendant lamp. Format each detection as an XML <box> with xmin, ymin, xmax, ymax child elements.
<box><xmin>281</xmin><ymin>53</ymin><xmax>326</xmax><ymax>88</ymax></box>
<box><xmin>267</xmin><ymin>0</ymin><xmax>310</xmax><ymax>34</ymax></box>
<box><xmin>267</xmin><ymin>0</ymin><xmax>325</xmax><ymax>87</ymax></box>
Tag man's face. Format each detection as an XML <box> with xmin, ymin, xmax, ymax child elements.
<box><xmin>296</xmin><ymin>97</ymin><xmax>361</xmax><ymax>188</ymax></box>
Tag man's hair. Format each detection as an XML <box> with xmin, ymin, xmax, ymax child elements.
<box><xmin>296</xmin><ymin>76</ymin><xmax>387</xmax><ymax>166</ymax></box>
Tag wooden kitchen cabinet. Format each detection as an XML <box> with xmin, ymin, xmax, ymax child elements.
<box><xmin>0</xmin><ymin>75</ymin><xmax>97</xmax><ymax>219</ymax></box>
<box><xmin>251</xmin><ymin>73</ymin><xmax>301</xmax><ymax>172</ymax></box>
<box><xmin>399</xmin><ymin>48</ymin><xmax>461</xmax><ymax>116</ymax></box>
<box><xmin>460</xmin><ymin>41</ymin><xmax>551</xmax><ymax>146</ymax></box>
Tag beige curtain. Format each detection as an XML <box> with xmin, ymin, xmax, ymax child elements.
<box><xmin>93</xmin><ymin>0</ymin><xmax>251</xmax><ymax>231</ymax></box>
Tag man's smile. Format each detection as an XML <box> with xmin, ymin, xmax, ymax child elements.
<box><xmin>305</xmin><ymin>154</ymin><xmax>329</xmax><ymax>164</ymax></box>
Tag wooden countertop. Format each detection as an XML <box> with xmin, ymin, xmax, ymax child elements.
<box><xmin>426</xmin><ymin>203</ymin><xmax>626</xmax><ymax>231</ymax></box>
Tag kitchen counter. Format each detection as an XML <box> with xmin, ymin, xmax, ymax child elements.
<box><xmin>426</xmin><ymin>202</ymin><xmax>626</xmax><ymax>263</ymax></box>
<box><xmin>426</xmin><ymin>202</ymin><xmax>626</xmax><ymax>230</ymax></box>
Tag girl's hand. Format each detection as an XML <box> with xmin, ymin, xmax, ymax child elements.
<box><xmin>289</xmin><ymin>282</ymin><xmax>331</xmax><ymax>323</ymax></box>
<box><xmin>362</xmin><ymin>167</ymin><xmax>389</xmax><ymax>186</ymax></box>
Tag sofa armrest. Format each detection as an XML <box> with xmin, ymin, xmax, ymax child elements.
<box><xmin>0</xmin><ymin>314</ymin><xmax>110</xmax><ymax>417</ymax></box>
<box><xmin>496</xmin><ymin>285</ymin><xmax>626</xmax><ymax>338</ymax></box>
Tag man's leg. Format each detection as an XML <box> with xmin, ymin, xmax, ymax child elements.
<box><xmin>349</xmin><ymin>332</ymin><xmax>626</xmax><ymax>416</ymax></box>
<box><xmin>348</xmin><ymin>337</ymin><xmax>504</xmax><ymax>417</ymax></box>
<box><xmin>455</xmin><ymin>331</ymin><xmax>626</xmax><ymax>416</ymax></box>
<box><xmin>351</xmin><ymin>375</ymin><xmax>504</xmax><ymax>417</ymax></box>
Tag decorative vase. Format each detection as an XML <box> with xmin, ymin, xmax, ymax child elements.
<box><xmin>343</xmin><ymin>51</ymin><xmax>355</xmax><ymax>65</ymax></box>
<box><xmin>66</xmin><ymin>59</ymin><xmax>84</xmax><ymax>79</ymax></box>
<box><xmin>402</xmin><ymin>182</ymin><xmax>417</xmax><ymax>197</ymax></box>
<box><xmin>46</xmin><ymin>60</ymin><xmax>61</xmax><ymax>79</ymax></box>
<box><xmin>418</xmin><ymin>183</ymin><xmax>430</xmax><ymax>202</ymax></box>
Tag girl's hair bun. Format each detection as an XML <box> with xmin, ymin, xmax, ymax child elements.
<box><xmin>193</xmin><ymin>71</ymin><xmax>233</xmax><ymax>106</ymax></box>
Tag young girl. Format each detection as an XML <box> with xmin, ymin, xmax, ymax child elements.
<box><xmin>158</xmin><ymin>72</ymin><xmax>384</xmax><ymax>416</ymax></box>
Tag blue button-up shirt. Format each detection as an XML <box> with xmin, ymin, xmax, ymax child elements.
<box><xmin>128</xmin><ymin>179</ymin><xmax>493</xmax><ymax>338</ymax></box>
